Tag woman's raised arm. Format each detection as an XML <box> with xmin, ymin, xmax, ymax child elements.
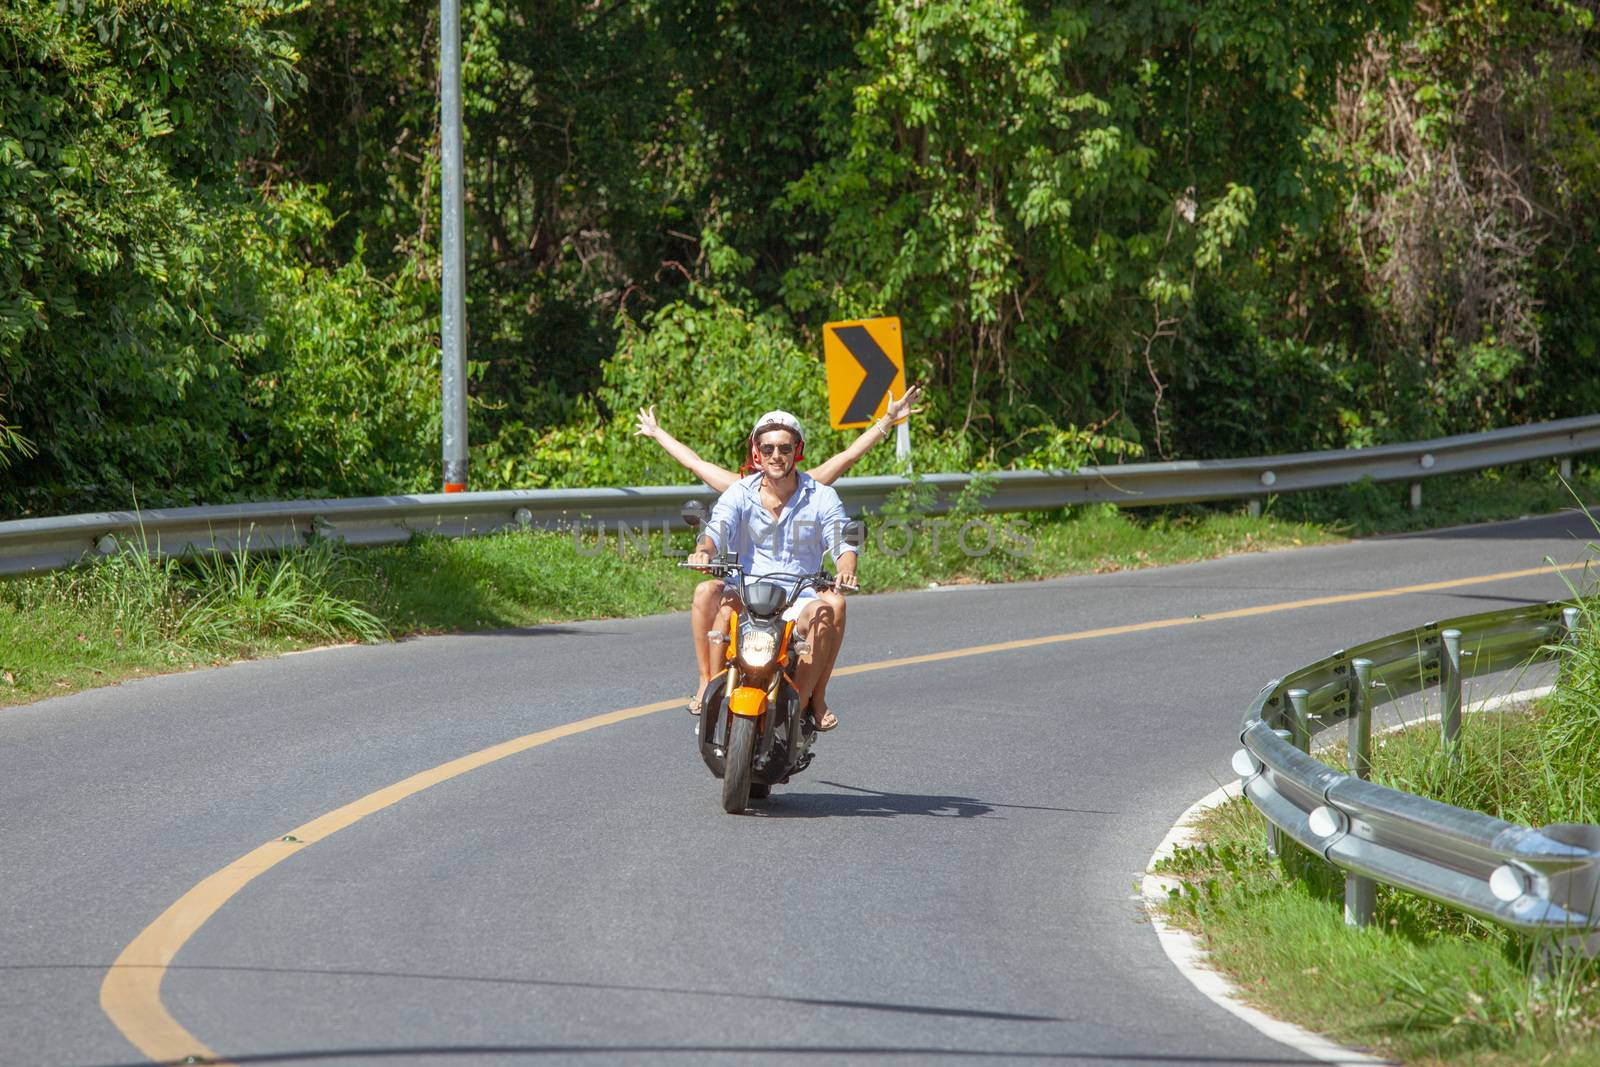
<box><xmin>634</xmin><ymin>405</ymin><xmax>738</xmax><ymax>493</ymax></box>
<box><xmin>807</xmin><ymin>384</ymin><xmax>924</xmax><ymax>485</ymax></box>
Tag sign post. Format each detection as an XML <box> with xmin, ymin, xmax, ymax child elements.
<box><xmin>823</xmin><ymin>317</ymin><xmax>907</xmax><ymax>462</ymax></box>
<box><xmin>439</xmin><ymin>0</ymin><xmax>467</xmax><ymax>492</ymax></box>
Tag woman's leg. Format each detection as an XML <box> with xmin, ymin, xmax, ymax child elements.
<box><xmin>689</xmin><ymin>578</ymin><xmax>724</xmax><ymax>710</ymax></box>
<box><xmin>804</xmin><ymin>590</ymin><xmax>847</xmax><ymax>728</ymax></box>
<box><xmin>792</xmin><ymin>593</ymin><xmax>845</xmax><ymax>729</ymax></box>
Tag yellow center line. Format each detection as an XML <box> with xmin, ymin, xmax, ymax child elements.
<box><xmin>99</xmin><ymin>700</ymin><xmax>678</xmax><ymax>1065</ymax></box>
<box><xmin>99</xmin><ymin>560</ymin><xmax>1587</xmax><ymax>1065</ymax></box>
<box><xmin>835</xmin><ymin>562</ymin><xmax>1589</xmax><ymax>676</ymax></box>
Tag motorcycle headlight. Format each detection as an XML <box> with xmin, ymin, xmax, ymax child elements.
<box><xmin>739</xmin><ymin>629</ymin><xmax>777</xmax><ymax>668</ymax></box>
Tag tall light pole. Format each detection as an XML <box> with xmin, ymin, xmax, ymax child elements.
<box><xmin>439</xmin><ymin>0</ymin><xmax>468</xmax><ymax>492</ymax></box>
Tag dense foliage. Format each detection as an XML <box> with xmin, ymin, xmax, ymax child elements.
<box><xmin>1</xmin><ymin>0</ymin><xmax>1596</xmax><ymax>515</ymax></box>
<box><xmin>0</xmin><ymin>1</ymin><xmax>437</xmax><ymax>512</ymax></box>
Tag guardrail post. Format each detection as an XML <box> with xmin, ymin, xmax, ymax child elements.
<box><xmin>1287</xmin><ymin>688</ymin><xmax>1311</xmax><ymax>752</ymax></box>
<box><xmin>1345</xmin><ymin>658</ymin><xmax>1377</xmax><ymax>927</ymax></box>
<box><xmin>1440</xmin><ymin>628</ymin><xmax>1463</xmax><ymax>754</ymax></box>
<box><xmin>1561</xmin><ymin>607</ymin><xmax>1584</xmax><ymax>686</ymax></box>
<box><xmin>1349</xmin><ymin>659</ymin><xmax>1374</xmax><ymax>780</ymax></box>
<box><xmin>1534</xmin><ymin>823</ymin><xmax>1600</xmax><ymax>975</ymax></box>
<box><xmin>1279</xmin><ymin>695</ymin><xmax>1323</xmax><ymax>883</ymax></box>
<box><xmin>1266</xmin><ymin>727</ymin><xmax>1293</xmax><ymax>858</ymax></box>
<box><xmin>1560</xmin><ymin>456</ymin><xmax>1573</xmax><ymax>482</ymax></box>
<box><xmin>1247</xmin><ymin>498</ymin><xmax>1262</xmax><ymax>519</ymax></box>
<box><xmin>1409</xmin><ymin>482</ymin><xmax>1422</xmax><ymax>510</ymax></box>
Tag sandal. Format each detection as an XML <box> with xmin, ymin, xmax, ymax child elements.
<box><xmin>687</xmin><ymin>679</ymin><xmax>713</xmax><ymax>716</ymax></box>
<box><xmin>815</xmin><ymin>708</ymin><xmax>839</xmax><ymax>731</ymax></box>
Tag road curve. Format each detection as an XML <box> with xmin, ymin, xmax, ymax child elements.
<box><xmin>3</xmin><ymin>511</ymin><xmax>1596</xmax><ymax>1066</ymax></box>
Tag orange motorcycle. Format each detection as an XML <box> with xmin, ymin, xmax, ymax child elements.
<box><xmin>680</xmin><ymin>509</ymin><xmax>858</xmax><ymax>813</ymax></box>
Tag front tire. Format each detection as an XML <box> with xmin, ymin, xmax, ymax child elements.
<box><xmin>721</xmin><ymin>715</ymin><xmax>755</xmax><ymax>813</ymax></box>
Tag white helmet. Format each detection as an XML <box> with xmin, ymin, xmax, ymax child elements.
<box><xmin>750</xmin><ymin>409</ymin><xmax>805</xmax><ymax>445</ymax></box>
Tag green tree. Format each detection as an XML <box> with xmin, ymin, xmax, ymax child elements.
<box><xmin>0</xmin><ymin>3</ymin><xmax>446</xmax><ymax>517</ymax></box>
<box><xmin>0</xmin><ymin>1</ymin><xmax>299</xmax><ymax>512</ymax></box>
<box><xmin>780</xmin><ymin>0</ymin><xmax>1407</xmax><ymax>458</ymax></box>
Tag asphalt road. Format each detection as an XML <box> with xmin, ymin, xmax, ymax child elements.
<box><xmin>3</xmin><ymin>511</ymin><xmax>1596</xmax><ymax>1067</ymax></box>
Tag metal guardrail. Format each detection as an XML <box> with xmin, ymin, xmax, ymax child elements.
<box><xmin>1</xmin><ymin>414</ymin><xmax>1596</xmax><ymax>576</ymax></box>
<box><xmin>1236</xmin><ymin>601</ymin><xmax>1600</xmax><ymax>940</ymax></box>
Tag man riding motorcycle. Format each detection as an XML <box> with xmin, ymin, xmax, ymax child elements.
<box><xmin>687</xmin><ymin>411</ymin><xmax>858</xmax><ymax>730</ymax></box>
<box><xmin>643</xmin><ymin>388</ymin><xmax>920</xmax><ymax>720</ymax></box>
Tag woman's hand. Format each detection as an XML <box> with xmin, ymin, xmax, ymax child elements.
<box><xmin>886</xmin><ymin>383</ymin><xmax>924</xmax><ymax>426</ymax></box>
<box><xmin>634</xmin><ymin>405</ymin><xmax>661</xmax><ymax>440</ymax></box>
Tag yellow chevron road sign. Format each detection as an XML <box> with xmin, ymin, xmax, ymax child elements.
<box><xmin>823</xmin><ymin>316</ymin><xmax>905</xmax><ymax>430</ymax></box>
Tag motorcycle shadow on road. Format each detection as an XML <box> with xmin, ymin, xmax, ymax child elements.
<box><xmin>751</xmin><ymin>780</ymin><xmax>1118</xmax><ymax>820</ymax></box>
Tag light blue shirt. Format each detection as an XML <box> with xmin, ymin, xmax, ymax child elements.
<box><xmin>705</xmin><ymin>472</ymin><xmax>856</xmax><ymax>580</ymax></box>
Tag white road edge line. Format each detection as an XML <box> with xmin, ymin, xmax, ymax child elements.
<box><xmin>1140</xmin><ymin>684</ymin><xmax>1556</xmax><ymax>1067</ymax></box>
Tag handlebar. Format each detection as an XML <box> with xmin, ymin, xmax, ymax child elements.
<box><xmin>677</xmin><ymin>560</ymin><xmax>851</xmax><ymax>593</ymax></box>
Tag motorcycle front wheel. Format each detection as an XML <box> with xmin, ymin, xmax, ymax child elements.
<box><xmin>721</xmin><ymin>715</ymin><xmax>755</xmax><ymax>813</ymax></box>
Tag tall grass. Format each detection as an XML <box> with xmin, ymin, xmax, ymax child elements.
<box><xmin>78</xmin><ymin>530</ymin><xmax>388</xmax><ymax>654</ymax></box>
<box><xmin>181</xmin><ymin>536</ymin><xmax>388</xmax><ymax>649</ymax></box>
<box><xmin>0</xmin><ymin>532</ymin><xmax>386</xmax><ymax>702</ymax></box>
<box><xmin>1544</xmin><ymin>594</ymin><xmax>1600</xmax><ymax>779</ymax></box>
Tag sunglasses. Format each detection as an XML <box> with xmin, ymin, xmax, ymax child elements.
<box><xmin>758</xmin><ymin>442</ymin><xmax>795</xmax><ymax>457</ymax></box>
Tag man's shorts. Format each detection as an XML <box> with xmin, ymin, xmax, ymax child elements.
<box><xmin>782</xmin><ymin>590</ymin><xmax>818</xmax><ymax>623</ymax></box>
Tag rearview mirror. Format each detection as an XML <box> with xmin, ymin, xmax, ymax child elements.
<box><xmin>842</xmin><ymin>518</ymin><xmax>866</xmax><ymax>549</ymax></box>
<box><xmin>681</xmin><ymin>499</ymin><xmax>707</xmax><ymax>530</ymax></box>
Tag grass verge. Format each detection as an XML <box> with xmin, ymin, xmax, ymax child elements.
<box><xmin>1</xmin><ymin>464</ymin><xmax>1594</xmax><ymax>708</ymax></box>
<box><xmin>1154</xmin><ymin>593</ymin><xmax>1600</xmax><ymax>1065</ymax></box>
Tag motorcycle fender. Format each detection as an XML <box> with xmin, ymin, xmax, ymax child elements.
<box><xmin>728</xmin><ymin>686</ymin><xmax>768</xmax><ymax>719</ymax></box>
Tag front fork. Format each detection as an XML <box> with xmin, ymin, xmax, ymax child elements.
<box><xmin>727</xmin><ymin>674</ymin><xmax>780</xmax><ymax>761</ymax></box>
<box><xmin>702</xmin><ymin>619</ymin><xmax>807</xmax><ymax>777</ymax></box>
<box><xmin>711</xmin><ymin>671</ymin><xmax>800</xmax><ymax>776</ymax></box>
